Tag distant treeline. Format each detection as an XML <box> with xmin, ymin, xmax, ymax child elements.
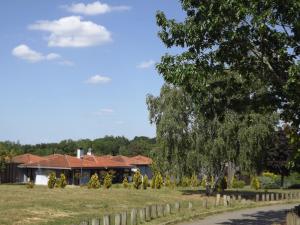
<box><xmin>0</xmin><ymin>136</ymin><xmax>158</xmax><ymax>157</ymax></box>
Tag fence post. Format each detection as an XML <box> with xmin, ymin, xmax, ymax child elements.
<box><xmin>238</xmin><ymin>195</ymin><xmax>242</xmax><ymax>202</ymax></box>
<box><xmin>216</xmin><ymin>194</ymin><xmax>220</xmax><ymax>206</ymax></box>
<box><xmin>203</xmin><ymin>198</ymin><xmax>208</xmax><ymax>209</ymax></box>
<box><xmin>157</xmin><ymin>205</ymin><xmax>163</xmax><ymax>217</ymax></box>
<box><xmin>275</xmin><ymin>193</ymin><xmax>279</xmax><ymax>201</ymax></box>
<box><xmin>103</xmin><ymin>215</ymin><xmax>110</xmax><ymax>225</ymax></box>
<box><xmin>256</xmin><ymin>194</ymin><xmax>260</xmax><ymax>202</ymax></box>
<box><xmin>164</xmin><ymin>204</ymin><xmax>171</xmax><ymax>216</ymax></box>
<box><xmin>121</xmin><ymin>212</ymin><xmax>127</xmax><ymax>225</ymax></box>
<box><xmin>130</xmin><ymin>209</ymin><xmax>137</xmax><ymax>225</ymax></box>
<box><xmin>91</xmin><ymin>218</ymin><xmax>100</xmax><ymax>225</ymax></box>
<box><xmin>151</xmin><ymin>205</ymin><xmax>157</xmax><ymax>219</ymax></box>
<box><xmin>115</xmin><ymin>214</ymin><xmax>121</xmax><ymax>225</ymax></box>
<box><xmin>262</xmin><ymin>194</ymin><xmax>265</xmax><ymax>201</ymax></box>
<box><xmin>80</xmin><ymin>221</ymin><xmax>88</xmax><ymax>225</ymax></box>
<box><xmin>227</xmin><ymin>195</ymin><xmax>231</xmax><ymax>206</ymax></box>
<box><xmin>174</xmin><ymin>202</ymin><xmax>180</xmax><ymax>212</ymax></box>
<box><xmin>145</xmin><ymin>206</ymin><xmax>151</xmax><ymax>221</ymax></box>
<box><xmin>223</xmin><ymin>195</ymin><xmax>227</xmax><ymax>207</ymax></box>
<box><xmin>188</xmin><ymin>202</ymin><xmax>193</xmax><ymax>210</ymax></box>
<box><xmin>266</xmin><ymin>194</ymin><xmax>270</xmax><ymax>201</ymax></box>
<box><xmin>139</xmin><ymin>208</ymin><xmax>145</xmax><ymax>223</ymax></box>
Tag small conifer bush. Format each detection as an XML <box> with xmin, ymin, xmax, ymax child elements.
<box><xmin>151</xmin><ymin>175</ymin><xmax>156</xmax><ymax>189</ymax></box>
<box><xmin>88</xmin><ymin>173</ymin><xmax>100</xmax><ymax>189</ymax></box>
<box><xmin>48</xmin><ymin>172</ymin><xmax>56</xmax><ymax>189</ymax></box>
<box><xmin>27</xmin><ymin>181</ymin><xmax>34</xmax><ymax>189</ymax></box>
<box><xmin>103</xmin><ymin>172</ymin><xmax>112</xmax><ymax>189</ymax></box>
<box><xmin>123</xmin><ymin>176</ymin><xmax>129</xmax><ymax>188</ymax></box>
<box><xmin>165</xmin><ymin>175</ymin><xmax>171</xmax><ymax>187</ymax></box>
<box><xmin>190</xmin><ymin>172</ymin><xmax>199</xmax><ymax>187</ymax></box>
<box><xmin>58</xmin><ymin>173</ymin><xmax>67</xmax><ymax>188</ymax></box>
<box><xmin>251</xmin><ymin>176</ymin><xmax>261</xmax><ymax>190</ymax></box>
<box><xmin>201</xmin><ymin>176</ymin><xmax>207</xmax><ymax>188</ymax></box>
<box><xmin>155</xmin><ymin>172</ymin><xmax>163</xmax><ymax>189</ymax></box>
<box><xmin>181</xmin><ymin>176</ymin><xmax>191</xmax><ymax>187</ymax></box>
<box><xmin>143</xmin><ymin>175</ymin><xmax>149</xmax><ymax>189</ymax></box>
<box><xmin>133</xmin><ymin>169</ymin><xmax>142</xmax><ymax>189</ymax></box>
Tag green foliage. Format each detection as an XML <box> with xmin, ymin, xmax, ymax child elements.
<box><xmin>181</xmin><ymin>176</ymin><xmax>191</xmax><ymax>187</ymax></box>
<box><xmin>133</xmin><ymin>169</ymin><xmax>143</xmax><ymax>189</ymax></box>
<box><xmin>122</xmin><ymin>177</ymin><xmax>129</xmax><ymax>188</ymax></box>
<box><xmin>231</xmin><ymin>177</ymin><xmax>246</xmax><ymax>189</ymax></box>
<box><xmin>251</xmin><ymin>177</ymin><xmax>261</xmax><ymax>190</ymax></box>
<box><xmin>165</xmin><ymin>175</ymin><xmax>171</xmax><ymax>187</ymax></box>
<box><xmin>190</xmin><ymin>173</ymin><xmax>199</xmax><ymax>187</ymax></box>
<box><xmin>151</xmin><ymin>175</ymin><xmax>156</xmax><ymax>189</ymax></box>
<box><xmin>258</xmin><ymin>172</ymin><xmax>281</xmax><ymax>189</ymax></box>
<box><xmin>48</xmin><ymin>172</ymin><xmax>56</xmax><ymax>189</ymax></box>
<box><xmin>200</xmin><ymin>176</ymin><xmax>207</xmax><ymax>188</ymax></box>
<box><xmin>103</xmin><ymin>173</ymin><xmax>112</xmax><ymax>189</ymax></box>
<box><xmin>88</xmin><ymin>173</ymin><xmax>100</xmax><ymax>189</ymax></box>
<box><xmin>142</xmin><ymin>175</ymin><xmax>149</xmax><ymax>190</ymax></box>
<box><xmin>57</xmin><ymin>174</ymin><xmax>67</xmax><ymax>188</ymax></box>
<box><xmin>155</xmin><ymin>172</ymin><xmax>163</xmax><ymax>189</ymax></box>
<box><xmin>218</xmin><ymin>176</ymin><xmax>227</xmax><ymax>192</ymax></box>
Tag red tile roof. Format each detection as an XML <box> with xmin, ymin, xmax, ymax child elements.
<box><xmin>16</xmin><ymin>153</ymin><xmax>152</xmax><ymax>169</ymax></box>
<box><xmin>11</xmin><ymin>154</ymin><xmax>45</xmax><ymax>164</ymax></box>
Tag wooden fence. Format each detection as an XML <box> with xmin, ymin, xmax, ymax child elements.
<box><xmin>72</xmin><ymin>191</ymin><xmax>300</xmax><ymax>225</ymax></box>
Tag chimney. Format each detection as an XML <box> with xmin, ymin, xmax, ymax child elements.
<box><xmin>87</xmin><ymin>148</ymin><xmax>92</xmax><ymax>156</ymax></box>
<box><xmin>77</xmin><ymin>148</ymin><xmax>84</xmax><ymax>159</ymax></box>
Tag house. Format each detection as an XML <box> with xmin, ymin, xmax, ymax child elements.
<box><xmin>4</xmin><ymin>149</ymin><xmax>152</xmax><ymax>185</ymax></box>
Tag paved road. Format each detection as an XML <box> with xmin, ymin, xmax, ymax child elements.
<box><xmin>179</xmin><ymin>203</ymin><xmax>298</xmax><ymax>225</ymax></box>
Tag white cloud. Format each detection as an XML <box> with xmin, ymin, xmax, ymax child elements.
<box><xmin>93</xmin><ymin>108</ymin><xmax>114</xmax><ymax>116</ymax></box>
<box><xmin>29</xmin><ymin>16</ymin><xmax>111</xmax><ymax>47</ymax></box>
<box><xmin>137</xmin><ymin>60</ymin><xmax>155</xmax><ymax>69</ymax></box>
<box><xmin>58</xmin><ymin>60</ymin><xmax>74</xmax><ymax>66</ymax></box>
<box><xmin>12</xmin><ymin>44</ymin><xmax>61</xmax><ymax>63</ymax></box>
<box><xmin>85</xmin><ymin>75</ymin><xmax>111</xmax><ymax>84</ymax></box>
<box><xmin>64</xmin><ymin>1</ymin><xmax>131</xmax><ymax>15</ymax></box>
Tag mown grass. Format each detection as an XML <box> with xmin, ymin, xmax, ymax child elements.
<box><xmin>0</xmin><ymin>184</ymin><xmax>298</xmax><ymax>225</ymax></box>
<box><xmin>0</xmin><ymin>185</ymin><xmax>206</xmax><ymax>225</ymax></box>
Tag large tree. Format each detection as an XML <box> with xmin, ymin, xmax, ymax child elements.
<box><xmin>156</xmin><ymin>0</ymin><xmax>300</xmax><ymax>130</ymax></box>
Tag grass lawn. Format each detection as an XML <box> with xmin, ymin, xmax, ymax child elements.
<box><xmin>0</xmin><ymin>185</ymin><xmax>298</xmax><ymax>225</ymax></box>
<box><xmin>0</xmin><ymin>185</ymin><xmax>206</xmax><ymax>225</ymax></box>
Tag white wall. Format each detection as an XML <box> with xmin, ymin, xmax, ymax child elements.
<box><xmin>35</xmin><ymin>169</ymin><xmax>51</xmax><ymax>185</ymax></box>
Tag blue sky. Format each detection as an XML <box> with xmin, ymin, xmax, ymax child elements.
<box><xmin>0</xmin><ymin>1</ymin><xmax>184</xmax><ymax>144</ymax></box>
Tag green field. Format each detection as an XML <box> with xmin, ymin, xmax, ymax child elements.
<box><xmin>0</xmin><ymin>185</ymin><xmax>207</xmax><ymax>225</ymax></box>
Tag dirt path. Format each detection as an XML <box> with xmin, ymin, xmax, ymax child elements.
<box><xmin>179</xmin><ymin>203</ymin><xmax>299</xmax><ymax>225</ymax></box>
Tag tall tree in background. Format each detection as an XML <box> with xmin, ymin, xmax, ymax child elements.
<box><xmin>156</xmin><ymin>0</ymin><xmax>300</xmax><ymax>130</ymax></box>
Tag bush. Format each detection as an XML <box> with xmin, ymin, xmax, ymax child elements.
<box><xmin>103</xmin><ymin>173</ymin><xmax>112</xmax><ymax>189</ymax></box>
<box><xmin>133</xmin><ymin>169</ymin><xmax>143</xmax><ymax>189</ymax></box>
<box><xmin>155</xmin><ymin>172</ymin><xmax>163</xmax><ymax>189</ymax></box>
<box><xmin>88</xmin><ymin>173</ymin><xmax>100</xmax><ymax>189</ymax></box>
<box><xmin>251</xmin><ymin>176</ymin><xmax>261</xmax><ymax>190</ymax></box>
<box><xmin>27</xmin><ymin>181</ymin><xmax>34</xmax><ymax>189</ymax></box>
<box><xmin>232</xmin><ymin>177</ymin><xmax>246</xmax><ymax>189</ymax></box>
<box><xmin>201</xmin><ymin>176</ymin><xmax>207</xmax><ymax>188</ymax></box>
<box><xmin>165</xmin><ymin>175</ymin><xmax>171</xmax><ymax>187</ymax></box>
<box><xmin>57</xmin><ymin>173</ymin><xmax>67</xmax><ymax>188</ymax></box>
<box><xmin>181</xmin><ymin>176</ymin><xmax>191</xmax><ymax>187</ymax></box>
<box><xmin>190</xmin><ymin>173</ymin><xmax>199</xmax><ymax>187</ymax></box>
<box><xmin>48</xmin><ymin>172</ymin><xmax>56</xmax><ymax>189</ymax></box>
<box><xmin>143</xmin><ymin>175</ymin><xmax>149</xmax><ymax>190</ymax></box>
<box><xmin>151</xmin><ymin>175</ymin><xmax>156</xmax><ymax>189</ymax></box>
<box><xmin>258</xmin><ymin>175</ymin><xmax>281</xmax><ymax>189</ymax></box>
<box><xmin>123</xmin><ymin>177</ymin><xmax>129</xmax><ymax>188</ymax></box>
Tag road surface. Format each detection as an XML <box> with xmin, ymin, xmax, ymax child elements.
<box><xmin>179</xmin><ymin>203</ymin><xmax>298</xmax><ymax>225</ymax></box>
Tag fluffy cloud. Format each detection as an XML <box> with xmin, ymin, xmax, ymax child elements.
<box><xmin>12</xmin><ymin>44</ymin><xmax>61</xmax><ymax>63</ymax></box>
<box><xmin>137</xmin><ymin>60</ymin><xmax>155</xmax><ymax>69</ymax></box>
<box><xmin>29</xmin><ymin>16</ymin><xmax>111</xmax><ymax>47</ymax></box>
<box><xmin>64</xmin><ymin>1</ymin><xmax>130</xmax><ymax>15</ymax></box>
<box><xmin>85</xmin><ymin>75</ymin><xmax>111</xmax><ymax>84</ymax></box>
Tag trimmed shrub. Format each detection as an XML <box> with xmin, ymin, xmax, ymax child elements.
<box><xmin>165</xmin><ymin>175</ymin><xmax>171</xmax><ymax>187</ymax></box>
<box><xmin>251</xmin><ymin>176</ymin><xmax>261</xmax><ymax>190</ymax></box>
<box><xmin>57</xmin><ymin>173</ymin><xmax>67</xmax><ymax>188</ymax></box>
<box><xmin>155</xmin><ymin>172</ymin><xmax>163</xmax><ymax>189</ymax></box>
<box><xmin>200</xmin><ymin>176</ymin><xmax>207</xmax><ymax>188</ymax></box>
<box><xmin>258</xmin><ymin>175</ymin><xmax>281</xmax><ymax>189</ymax></box>
<box><xmin>133</xmin><ymin>169</ymin><xmax>143</xmax><ymax>189</ymax></box>
<box><xmin>88</xmin><ymin>173</ymin><xmax>100</xmax><ymax>189</ymax></box>
<box><xmin>181</xmin><ymin>176</ymin><xmax>191</xmax><ymax>187</ymax></box>
<box><xmin>232</xmin><ymin>177</ymin><xmax>246</xmax><ymax>189</ymax></box>
<box><xmin>143</xmin><ymin>175</ymin><xmax>149</xmax><ymax>189</ymax></box>
<box><xmin>218</xmin><ymin>176</ymin><xmax>227</xmax><ymax>192</ymax></box>
<box><xmin>190</xmin><ymin>173</ymin><xmax>199</xmax><ymax>187</ymax></box>
<box><xmin>123</xmin><ymin>177</ymin><xmax>129</xmax><ymax>188</ymax></box>
<box><xmin>151</xmin><ymin>175</ymin><xmax>156</xmax><ymax>189</ymax></box>
<box><xmin>48</xmin><ymin>172</ymin><xmax>56</xmax><ymax>189</ymax></box>
<box><xmin>103</xmin><ymin>173</ymin><xmax>112</xmax><ymax>189</ymax></box>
